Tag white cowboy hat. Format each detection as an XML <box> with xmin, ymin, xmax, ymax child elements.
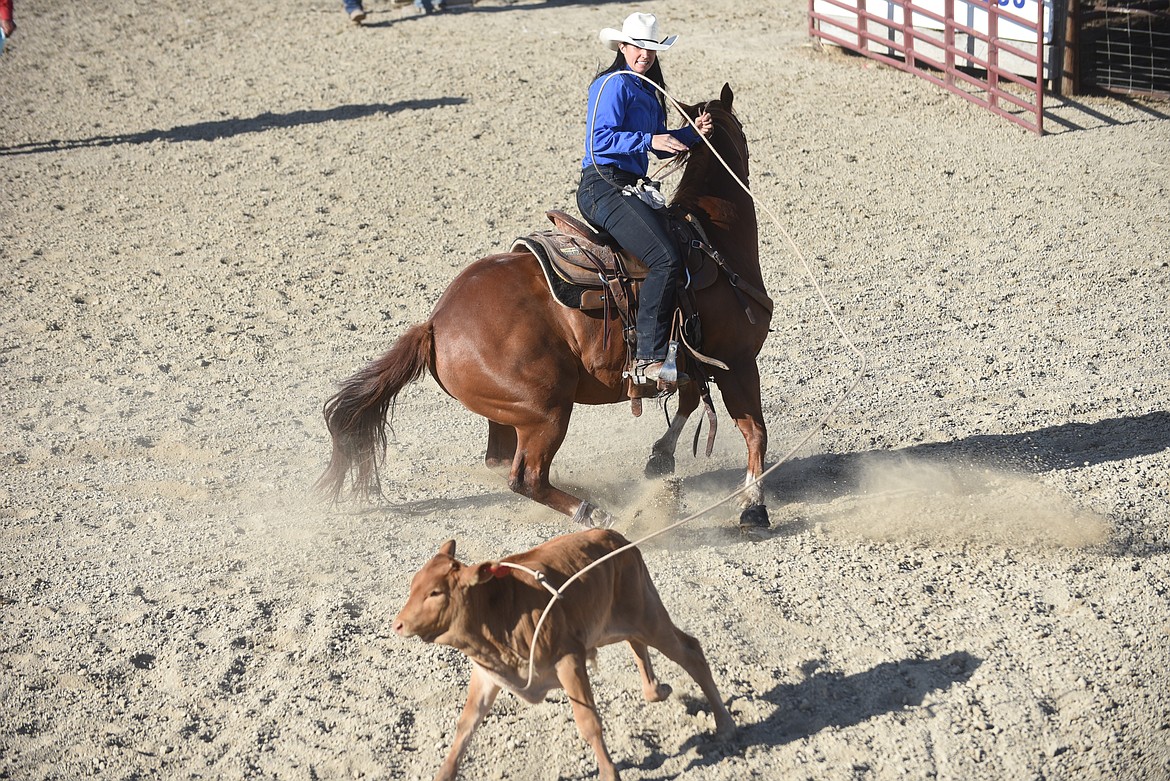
<box><xmin>599</xmin><ymin>13</ymin><xmax>678</xmax><ymax>52</ymax></box>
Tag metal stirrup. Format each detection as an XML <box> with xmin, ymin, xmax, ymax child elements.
<box><xmin>657</xmin><ymin>341</ymin><xmax>681</xmax><ymax>384</ymax></box>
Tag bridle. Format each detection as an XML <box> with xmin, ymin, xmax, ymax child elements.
<box><xmin>691</xmin><ymin>100</ymin><xmax>749</xmax><ymax>171</ymax></box>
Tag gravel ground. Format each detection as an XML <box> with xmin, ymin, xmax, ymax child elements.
<box><xmin>2</xmin><ymin>1</ymin><xmax>1168</xmax><ymax>779</ymax></box>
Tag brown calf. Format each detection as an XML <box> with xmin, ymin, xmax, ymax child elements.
<box><xmin>392</xmin><ymin>528</ymin><xmax>735</xmax><ymax>781</ymax></box>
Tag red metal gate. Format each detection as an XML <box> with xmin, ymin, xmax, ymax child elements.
<box><xmin>809</xmin><ymin>0</ymin><xmax>1048</xmax><ymax>134</ymax></box>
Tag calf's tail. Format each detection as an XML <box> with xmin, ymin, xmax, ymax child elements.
<box><xmin>315</xmin><ymin>322</ymin><xmax>434</xmax><ymax>501</ymax></box>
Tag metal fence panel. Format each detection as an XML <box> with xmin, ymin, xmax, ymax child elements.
<box><xmin>810</xmin><ymin>0</ymin><xmax>1047</xmax><ymax>133</ymax></box>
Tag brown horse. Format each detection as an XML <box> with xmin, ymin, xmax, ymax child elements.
<box><xmin>317</xmin><ymin>84</ymin><xmax>772</xmax><ymax>529</ymax></box>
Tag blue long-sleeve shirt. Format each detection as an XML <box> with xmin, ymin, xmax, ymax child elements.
<box><xmin>582</xmin><ymin>70</ymin><xmax>700</xmax><ymax>177</ymax></box>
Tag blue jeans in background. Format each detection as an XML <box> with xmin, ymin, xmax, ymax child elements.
<box><xmin>577</xmin><ymin>165</ymin><xmax>683</xmax><ymax>362</ymax></box>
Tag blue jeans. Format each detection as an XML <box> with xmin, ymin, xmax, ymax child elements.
<box><xmin>577</xmin><ymin>166</ymin><xmax>682</xmax><ymax>362</ymax></box>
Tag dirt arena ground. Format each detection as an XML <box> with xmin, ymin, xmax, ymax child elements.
<box><xmin>2</xmin><ymin>0</ymin><xmax>1169</xmax><ymax>779</ymax></box>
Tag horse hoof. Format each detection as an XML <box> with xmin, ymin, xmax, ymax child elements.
<box><xmin>573</xmin><ymin>502</ymin><xmax>616</xmax><ymax>529</ymax></box>
<box><xmin>644</xmin><ymin>451</ymin><xmax>675</xmax><ymax>478</ymax></box>
<box><xmin>588</xmin><ymin>509</ymin><xmax>616</xmax><ymax>529</ymax></box>
<box><xmin>644</xmin><ymin>682</ymin><xmax>672</xmax><ymax>702</ymax></box>
<box><xmin>738</xmin><ymin>504</ymin><xmax>770</xmax><ymax>529</ymax></box>
<box><xmin>585</xmin><ymin>509</ymin><xmax>616</xmax><ymax>529</ymax></box>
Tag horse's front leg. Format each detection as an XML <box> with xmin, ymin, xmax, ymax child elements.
<box><xmin>717</xmin><ymin>363</ymin><xmax>770</xmax><ymax>529</ymax></box>
<box><xmin>645</xmin><ymin>383</ymin><xmax>701</xmax><ymax>477</ymax></box>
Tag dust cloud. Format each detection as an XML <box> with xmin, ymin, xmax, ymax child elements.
<box><xmin>816</xmin><ymin>456</ymin><xmax>1111</xmax><ymax>548</ymax></box>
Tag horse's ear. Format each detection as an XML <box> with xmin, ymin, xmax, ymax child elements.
<box><xmin>720</xmin><ymin>83</ymin><xmax>734</xmax><ymax>110</ymax></box>
<box><xmin>438</xmin><ymin>539</ymin><xmax>456</xmax><ymax>558</ymax></box>
<box><xmin>674</xmin><ymin>100</ymin><xmax>698</xmax><ymax>121</ymax></box>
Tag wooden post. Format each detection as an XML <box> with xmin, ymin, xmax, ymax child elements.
<box><xmin>1059</xmin><ymin>0</ymin><xmax>1081</xmax><ymax>95</ymax></box>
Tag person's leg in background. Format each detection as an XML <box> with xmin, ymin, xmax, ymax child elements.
<box><xmin>343</xmin><ymin>0</ymin><xmax>366</xmax><ymax>24</ymax></box>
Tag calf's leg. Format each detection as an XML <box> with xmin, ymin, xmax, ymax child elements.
<box><xmin>435</xmin><ymin>664</ymin><xmax>501</xmax><ymax>781</ymax></box>
<box><xmin>645</xmin><ymin>625</ymin><xmax>735</xmax><ymax>738</ymax></box>
<box><xmin>555</xmin><ymin>654</ymin><xmax>619</xmax><ymax>781</ymax></box>
<box><xmin>627</xmin><ymin>639</ymin><xmax>672</xmax><ymax>702</ymax></box>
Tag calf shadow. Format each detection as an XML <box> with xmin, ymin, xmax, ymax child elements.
<box><xmin>637</xmin><ymin>651</ymin><xmax>981</xmax><ymax>777</ymax></box>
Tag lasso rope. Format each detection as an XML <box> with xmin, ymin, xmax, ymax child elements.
<box><xmin>506</xmin><ymin>71</ymin><xmax>870</xmax><ymax>691</ymax></box>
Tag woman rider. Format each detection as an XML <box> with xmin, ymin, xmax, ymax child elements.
<box><xmin>576</xmin><ymin>12</ymin><xmax>713</xmax><ymax>389</ymax></box>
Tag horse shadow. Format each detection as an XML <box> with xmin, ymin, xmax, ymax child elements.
<box><xmin>699</xmin><ymin>410</ymin><xmax>1170</xmax><ymax>507</ymax></box>
<box><xmin>0</xmin><ymin>98</ymin><xmax>466</xmax><ymax>156</ymax></box>
<box><xmin>629</xmin><ymin>651</ymin><xmax>981</xmax><ymax>778</ymax></box>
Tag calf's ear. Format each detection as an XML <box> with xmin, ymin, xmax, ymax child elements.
<box><xmin>469</xmin><ymin>561</ymin><xmax>506</xmax><ymax>586</ymax></box>
<box><xmin>439</xmin><ymin>540</ymin><xmax>457</xmax><ymax>558</ymax></box>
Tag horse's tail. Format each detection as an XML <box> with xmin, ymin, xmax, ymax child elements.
<box><xmin>315</xmin><ymin>322</ymin><xmax>434</xmax><ymax>502</ymax></box>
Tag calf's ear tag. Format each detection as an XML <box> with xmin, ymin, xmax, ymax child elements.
<box><xmin>474</xmin><ymin>562</ymin><xmax>507</xmax><ymax>583</ymax></box>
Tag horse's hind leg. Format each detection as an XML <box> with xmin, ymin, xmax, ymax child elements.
<box><xmin>485</xmin><ymin>420</ymin><xmax>517</xmax><ymax>471</ymax></box>
<box><xmin>508</xmin><ymin>416</ymin><xmax>613</xmax><ymax>528</ymax></box>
